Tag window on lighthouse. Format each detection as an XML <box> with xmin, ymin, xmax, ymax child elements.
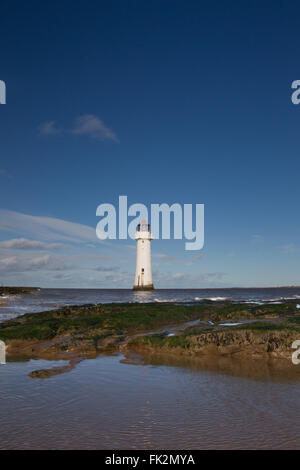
<box><xmin>141</xmin><ymin>268</ymin><xmax>144</xmax><ymax>275</ymax></box>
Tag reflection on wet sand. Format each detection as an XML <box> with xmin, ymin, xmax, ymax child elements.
<box><xmin>122</xmin><ymin>350</ymin><xmax>300</xmax><ymax>383</ymax></box>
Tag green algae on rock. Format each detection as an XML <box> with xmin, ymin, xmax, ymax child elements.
<box><xmin>1</xmin><ymin>301</ymin><xmax>300</xmax><ymax>378</ymax></box>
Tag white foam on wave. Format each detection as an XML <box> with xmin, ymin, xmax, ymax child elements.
<box><xmin>207</xmin><ymin>297</ymin><xmax>228</xmax><ymax>301</ymax></box>
<box><xmin>0</xmin><ymin>295</ymin><xmax>20</xmax><ymax>300</ymax></box>
<box><xmin>154</xmin><ymin>296</ymin><xmax>228</xmax><ymax>303</ymax></box>
<box><xmin>266</xmin><ymin>296</ymin><xmax>300</xmax><ymax>302</ymax></box>
<box><xmin>194</xmin><ymin>296</ymin><xmax>227</xmax><ymax>301</ymax></box>
<box><xmin>12</xmin><ymin>306</ymin><xmax>31</xmax><ymax>311</ymax></box>
<box><xmin>248</xmin><ymin>299</ymin><xmax>284</xmax><ymax>304</ymax></box>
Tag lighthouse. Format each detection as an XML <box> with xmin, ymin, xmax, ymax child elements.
<box><xmin>133</xmin><ymin>221</ymin><xmax>154</xmax><ymax>290</ymax></box>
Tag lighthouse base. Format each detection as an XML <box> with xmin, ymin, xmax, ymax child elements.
<box><xmin>133</xmin><ymin>284</ymin><xmax>154</xmax><ymax>291</ymax></box>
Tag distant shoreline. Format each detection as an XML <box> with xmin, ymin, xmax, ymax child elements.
<box><xmin>0</xmin><ymin>286</ymin><xmax>39</xmax><ymax>296</ymax></box>
<box><xmin>1</xmin><ymin>286</ymin><xmax>300</xmax><ymax>291</ymax></box>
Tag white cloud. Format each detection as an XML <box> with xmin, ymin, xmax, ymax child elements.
<box><xmin>0</xmin><ymin>238</ymin><xmax>63</xmax><ymax>250</ymax></box>
<box><xmin>70</xmin><ymin>114</ymin><xmax>118</xmax><ymax>141</ymax></box>
<box><xmin>39</xmin><ymin>115</ymin><xmax>118</xmax><ymax>142</ymax></box>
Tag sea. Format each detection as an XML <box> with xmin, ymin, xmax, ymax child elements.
<box><xmin>0</xmin><ymin>287</ymin><xmax>300</xmax><ymax>450</ymax></box>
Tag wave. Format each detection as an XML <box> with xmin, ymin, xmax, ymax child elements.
<box><xmin>197</xmin><ymin>296</ymin><xmax>228</xmax><ymax>301</ymax></box>
<box><xmin>153</xmin><ymin>296</ymin><xmax>296</xmax><ymax>304</ymax></box>
<box><xmin>0</xmin><ymin>295</ymin><xmax>20</xmax><ymax>301</ymax></box>
<box><xmin>154</xmin><ymin>296</ymin><xmax>229</xmax><ymax>303</ymax></box>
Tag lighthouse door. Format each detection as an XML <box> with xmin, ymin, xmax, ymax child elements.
<box><xmin>141</xmin><ymin>268</ymin><xmax>144</xmax><ymax>286</ymax></box>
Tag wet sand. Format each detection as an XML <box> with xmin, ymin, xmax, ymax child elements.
<box><xmin>1</xmin><ymin>353</ymin><xmax>300</xmax><ymax>449</ymax></box>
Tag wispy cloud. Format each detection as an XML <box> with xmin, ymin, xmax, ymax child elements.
<box><xmin>0</xmin><ymin>254</ymin><xmax>52</xmax><ymax>272</ymax></box>
<box><xmin>0</xmin><ymin>253</ymin><xmax>77</xmax><ymax>273</ymax></box>
<box><xmin>94</xmin><ymin>266</ymin><xmax>120</xmax><ymax>272</ymax></box>
<box><xmin>280</xmin><ymin>243</ymin><xmax>296</xmax><ymax>254</ymax></box>
<box><xmin>0</xmin><ymin>238</ymin><xmax>63</xmax><ymax>250</ymax></box>
<box><xmin>38</xmin><ymin>114</ymin><xmax>118</xmax><ymax>142</ymax></box>
<box><xmin>251</xmin><ymin>234</ymin><xmax>264</xmax><ymax>243</ymax></box>
<box><xmin>153</xmin><ymin>253</ymin><xmax>175</xmax><ymax>262</ymax></box>
<box><xmin>153</xmin><ymin>270</ymin><xmax>227</xmax><ymax>287</ymax></box>
<box><xmin>201</xmin><ymin>272</ymin><xmax>225</xmax><ymax>280</ymax></box>
<box><xmin>0</xmin><ymin>209</ymin><xmax>99</xmax><ymax>244</ymax></box>
<box><xmin>38</xmin><ymin>121</ymin><xmax>61</xmax><ymax>135</ymax></box>
<box><xmin>0</xmin><ymin>169</ymin><xmax>11</xmax><ymax>178</ymax></box>
<box><xmin>0</xmin><ymin>210</ymin><xmax>130</xmax><ymax>281</ymax></box>
<box><xmin>70</xmin><ymin>115</ymin><xmax>118</xmax><ymax>141</ymax></box>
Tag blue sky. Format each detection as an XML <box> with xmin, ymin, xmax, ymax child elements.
<box><xmin>0</xmin><ymin>0</ymin><xmax>300</xmax><ymax>288</ymax></box>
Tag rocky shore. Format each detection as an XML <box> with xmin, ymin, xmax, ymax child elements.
<box><xmin>128</xmin><ymin>327</ymin><xmax>299</xmax><ymax>359</ymax></box>
<box><xmin>0</xmin><ymin>301</ymin><xmax>299</xmax><ymax>378</ymax></box>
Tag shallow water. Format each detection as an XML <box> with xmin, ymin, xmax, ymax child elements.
<box><xmin>1</xmin><ymin>353</ymin><xmax>300</xmax><ymax>450</ymax></box>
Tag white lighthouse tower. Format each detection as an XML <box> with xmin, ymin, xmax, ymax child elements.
<box><xmin>133</xmin><ymin>221</ymin><xmax>154</xmax><ymax>290</ymax></box>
